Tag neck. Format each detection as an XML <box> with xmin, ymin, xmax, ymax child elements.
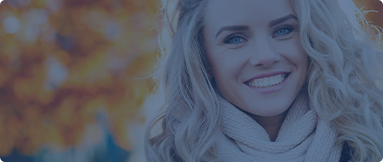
<box><xmin>243</xmin><ymin>108</ymin><xmax>290</xmax><ymax>142</ymax></box>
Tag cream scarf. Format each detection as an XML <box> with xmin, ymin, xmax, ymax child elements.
<box><xmin>215</xmin><ymin>90</ymin><xmax>343</xmax><ymax>162</ymax></box>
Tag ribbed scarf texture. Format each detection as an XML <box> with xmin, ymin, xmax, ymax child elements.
<box><xmin>216</xmin><ymin>90</ymin><xmax>343</xmax><ymax>162</ymax></box>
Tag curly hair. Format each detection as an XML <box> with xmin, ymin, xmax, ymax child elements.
<box><xmin>293</xmin><ymin>0</ymin><xmax>383</xmax><ymax>161</ymax></box>
<box><xmin>144</xmin><ymin>0</ymin><xmax>383</xmax><ymax>161</ymax></box>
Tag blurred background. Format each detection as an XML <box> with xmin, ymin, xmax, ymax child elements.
<box><xmin>0</xmin><ymin>0</ymin><xmax>381</xmax><ymax>162</ymax></box>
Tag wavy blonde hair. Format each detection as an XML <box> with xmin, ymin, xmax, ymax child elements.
<box><xmin>144</xmin><ymin>0</ymin><xmax>383</xmax><ymax>161</ymax></box>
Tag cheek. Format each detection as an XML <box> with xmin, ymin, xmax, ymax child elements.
<box><xmin>294</xmin><ymin>45</ymin><xmax>309</xmax><ymax>69</ymax></box>
<box><xmin>211</xmin><ymin>61</ymin><xmax>231</xmax><ymax>83</ymax></box>
<box><xmin>208</xmin><ymin>56</ymin><xmax>243</xmax><ymax>93</ymax></box>
<box><xmin>207</xmin><ymin>49</ymin><xmax>243</xmax><ymax>77</ymax></box>
<box><xmin>276</xmin><ymin>38</ymin><xmax>308</xmax><ymax>67</ymax></box>
<box><xmin>292</xmin><ymin>51</ymin><xmax>308</xmax><ymax>66</ymax></box>
<box><xmin>293</xmin><ymin>37</ymin><xmax>308</xmax><ymax>66</ymax></box>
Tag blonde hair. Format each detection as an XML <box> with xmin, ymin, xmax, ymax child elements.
<box><xmin>144</xmin><ymin>0</ymin><xmax>383</xmax><ymax>161</ymax></box>
<box><xmin>292</xmin><ymin>0</ymin><xmax>383</xmax><ymax>161</ymax></box>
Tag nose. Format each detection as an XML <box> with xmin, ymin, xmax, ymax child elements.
<box><xmin>248</xmin><ymin>38</ymin><xmax>280</xmax><ymax>67</ymax></box>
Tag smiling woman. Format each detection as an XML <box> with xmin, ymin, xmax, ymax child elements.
<box><xmin>145</xmin><ymin>0</ymin><xmax>383</xmax><ymax>161</ymax></box>
<box><xmin>203</xmin><ymin>0</ymin><xmax>309</xmax><ymax>142</ymax></box>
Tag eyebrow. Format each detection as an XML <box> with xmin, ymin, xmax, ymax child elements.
<box><xmin>269</xmin><ymin>14</ymin><xmax>298</xmax><ymax>27</ymax></box>
<box><xmin>214</xmin><ymin>14</ymin><xmax>298</xmax><ymax>38</ymax></box>
<box><xmin>215</xmin><ymin>25</ymin><xmax>249</xmax><ymax>38</ymax></box>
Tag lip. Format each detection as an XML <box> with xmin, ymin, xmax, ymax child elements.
<box><xmin>245</xmin><ymin>73</ymin><xmax>290</xmax><ymax>94</ymax></box>
<box><xmin>244</xmin><ymin>71</ymin><xmax>291</xmax><ymax>83</ymax></box>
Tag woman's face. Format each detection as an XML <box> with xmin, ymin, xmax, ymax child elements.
<box><xmin>203</xmin><ymin>0</ymin><xmax>308</xmax><ymax>117</ymax></box>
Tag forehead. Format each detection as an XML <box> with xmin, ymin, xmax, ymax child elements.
<box><xmin>204</xmin><ymin>0</ymin><xmax>296</xmax><ymax>26</ymax></box>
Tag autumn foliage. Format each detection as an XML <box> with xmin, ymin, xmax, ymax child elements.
<box><xmin>0</xmin><ymin>0</ymin><xmax>159</xmax><ymax>156</ymax></box>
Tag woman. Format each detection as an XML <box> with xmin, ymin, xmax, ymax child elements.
<box><xmin>145</xmin><ymin>0</ymin><xmax>383</xmax><ymax>161</ymax></box>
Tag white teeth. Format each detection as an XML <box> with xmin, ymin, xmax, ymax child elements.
<box><xmin>247</xmin><ymin>74</ymin><xmax>287</xmax><ymax>88</ymax></box>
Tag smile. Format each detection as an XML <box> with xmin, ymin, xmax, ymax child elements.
<box><xmin>246</xmin><ymin>73</ymin><xmax>287</xmax><ymax>88</ymax></box>
<box><xmin>245</xmin><ymin>73</ymin><xmax>290</xmax><ymax>94</ymax></box>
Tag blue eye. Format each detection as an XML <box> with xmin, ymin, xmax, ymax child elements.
<box><xmin>224</xmin><ymin>36</ymin><xmax>245</xmax><ymax>44</ymax></box>
<box><xmin>273</xmin><ymin>26</ymin><xmax>295</xmax><ymax>38</ymax></box>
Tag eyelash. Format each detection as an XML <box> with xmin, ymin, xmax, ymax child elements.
<box><xmin>223</xmin><ymin>25</ymin><xmax>296</xmax><ymax>44</ymax></box>
<box><xmin>272</xmin><ymin>25</ymin><xmax>295</xmax><ymax>38</ymax></box>
<box><xmin>224</xmin><ymin>35</ymin><xmax>245</xmax><ymax>44</ymax></box>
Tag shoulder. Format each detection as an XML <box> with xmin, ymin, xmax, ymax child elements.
<box><xmin>339</xmin><ymin>141</ymin><xmax>352</xmax><ymax>162</ymax></box>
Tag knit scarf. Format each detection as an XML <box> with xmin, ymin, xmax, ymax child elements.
<box><xmin>215</xmin><ymin>90</ymin><xmax>343</xmax><ymax>162</ymax></box>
